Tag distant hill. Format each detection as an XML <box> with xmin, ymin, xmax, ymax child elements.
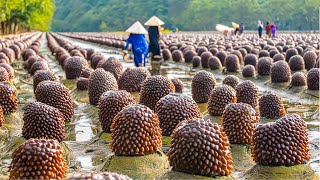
<box><xmin>52</xmin><ymin>0</ymin><xmax>320</xmax><ymax>32</ymax></box>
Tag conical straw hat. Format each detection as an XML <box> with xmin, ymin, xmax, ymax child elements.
<box><xmin>216</xmin><ymin>24</ymin><xmax>233</xmax><ymax>33</ymax></box>
<box><xmin>232</xmin><ymin>22</ymin><xmax>239</xmax><ymax>29</ymax></box>
<box><xmin>126</xmin><ymin>21</ymin><xmax>148</xmax><ymax>34</ymax></box>
<box><xmin>144</xmin><ymin>16</ymin><xmax>165</xmax><ymax>26</ymax></box>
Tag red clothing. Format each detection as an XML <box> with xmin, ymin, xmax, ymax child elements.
<box><xmin>266</xmin><ymin>24</ymin><xmax>272</xmax><ymax>31</ymax></box>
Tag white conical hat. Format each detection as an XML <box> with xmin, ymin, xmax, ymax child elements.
<box><xmin>126</xmin><ymin>21</ymin><xmax>148</xmax><ymax>34</ymax></box>
<box><xmin>216</xmin><ymin>24</ymin><xmax>233</xmax><ymax>33</ymax></box>
<box><xmin>144</xmin><ymin>16</ymin><xmax>165</xmax><ymax>26</ymax></box>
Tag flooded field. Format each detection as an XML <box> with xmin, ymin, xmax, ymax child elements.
<box><xmin>0</xmin><ymin>32</ymin><xmax>319</xmax><ymax>179</ymax></box>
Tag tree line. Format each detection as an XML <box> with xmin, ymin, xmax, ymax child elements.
<box><xmin>1</xmin><ymin>0</ymin><xmax>319</xmax><ymax>34</ymax></box>
<box><xmin>0</xmin><ymin>0</ymin><xmax>54</xmax><ymax>35</ymax></box>
<box><xmin>52</xmin><ymin>0</ymin><xmax>320</xmax><ymax>32</ymax></box>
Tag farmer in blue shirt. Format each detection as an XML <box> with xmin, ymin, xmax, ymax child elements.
<box><xmin>123</xmin><ymin>21</ymin><xmax>148</xmax><ymax>67</ymax></box>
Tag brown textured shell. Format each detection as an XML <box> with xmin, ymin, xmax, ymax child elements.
<box><xmin>111</xmin><ymin>104</ymin><xmax>162</xmax><ymax>155</ymax></box>
<box><xmin>98</xmin><ymin>90</ymin><xmax>136</xmax><ymax>133</ymax></box>
<box><xmin>257</xmin><ymin>57</ymin><xmax>273</xmax><ymax>76</ymax></box>
<box><xmin>88</xmin><ymin>68</ymin><xmax>118</xmax><ymax>105</ymax></box>
<box><xmin>197</xmin><ymin>46</ymin><xmax>208</xmax><ymax>56</ymax></box>
<box><xmin>0</xmin><ymin>81</ymin><xmax>17</xmax><ymax>114</ymax></box>
<box><xmin>0</xmin><ymin>106</ymin><xmax>4</xmax><ymax>127</ymax></box>
<box><xmin>288</xmin><ymin>55</ymin><xmax>305</xmax><ymax>71</ymax></box>
<box><xmin>172</xmin><ymin>50</ymin><xmax>184</xmax><ymax>62</ymax></box>
<box><xmin>1</xmin><ymin>47</ymin><xmax>15</xmax><ymax>62</ymax></box>
<box><xmin>162</xmin><ymin>49</ymin><xmax>172</xmax><ymax>60</ymax></box>
<box><xmin>222</xmin><ymin>75</ymin><xmax>239</xmax><ymax>89</ymax></box>
<box><xmin>285</xmin><ymin>48</ymin><xmax>298</xmax><ymax>62</ymax></box>
<box><xmin>65</xmin><ymin>172</ymin><xmax>132</xmax><ymax>180</ymax></box>
<box><xmin>86</xmin><ymin>48</ymin><xmax>96</xmax><ymax>60</ymax></box>
<box><xmin>118</xmin><ymin>67</ymin><xmax>151</xmax><ymax>92</ymax></box>
<box><xmin>64</xmin><ymin>56</ymin><xmax>88</xmax><ymax>79</ymax></box>
<box><xmin>0</xmin><ymin>66</ymin><xmax>9</xmax><ymax>82</ymax></box>
<box><xmin>0</xmin><ymin>63</ymin><xmax>14</xmax><ymax>79</ymax></box>
<box><xmin>58</xmin><ymin>53</ymin><xmax>71</xmax><ymax>67</ymax></box>
<box><xmin>9</xmin><ymin>139</ymin><xmax>67</xmax><ymax>179</ymax></box>
<box><xmin>26</xmin><ymin>56</ymin><xmax>42</xmax><ymax>70</ymax></box>
<box><xmin>192</xmin><ymin>56</ymin><xmax>201</xmax><ymax>67</ymax></box>
<box><xmin>192</xmin><ymin>71</ymin><xmax>216</xmax><ymax>103</ymax></box>
<box><xmin>76</xmin><ymin>77</ymin><xmax>89</xmax><ymax>91</ymax></box>
<box><xmin>242</xmin><ymin>65</ymin><xmax>255</xmax><ymax>77</ymax></box>
<box><xmin>307</xmin><ymin>68</ymin><xmax>319</xmax><ymax>90</ymax></box>
<box><xmin>171</xmin><ymin>78</ymin><xmax>184</xmax><ymax>93</ymax></box>
<box><xmin>35</xmin><ymin>81</ymin><xmax>74</xmax><ymax>121</ymax></box>
<box><xmin>168</xmin><ymin>118</ymin><xmax>234</xmax><ymax>177</ymax></box>
<box><xmin>9</xmin><ymin>44</ymin><xmax>21</xmax><ymax>59</ymax></box>
<box><xmin>201</xmin><ymin>51</ymin><xmax>213</xmax><ymax>68</ymax></box>
<box><xmin>222</xmin><ymin>103</ymin><xmax>259</xmax><ymax>144</ymax></box>
<box><xmin>96</xmin><ymin>57</ymin><xmax>123</xmax><ymax>80</ymax></box>
<box><xmin>225</xmin><ymin>54</ymin><xmax>240</xmax><ymax>72</ymax></box>
<box><xmin>259</xmin><ymin>93</ymin><xmax>286</xmax><ymax>118</ymax></box>
<box><xmin>303</xmin><ymin>51</ymin><xmax>317</xmax><ymax>70</ymax></box>
<box><xmin>291</xmin><ymin>72</ymin><xmax>307</xmax><ymax>87</ymax></box>
<box><xmin>231</xmin><ymin>50</ymin><xmax>243</xmax><ymax>63</ymax></box>
<box><xmin>271</xmin><ymin>60</ymin><xmax>291</xmax><ymax>83</ymax></box>
<box><xmin>269</xmin><ymin>50</ymin><xmax>279</xmax><ymax>58</ymax></box>
<box><xmin>258</xmin><ymin>50</ymin><xmax>270</xmax><ymax>58</ymax></box>
<box><xmin>91</xmin><ymin>54</ymin><xmax>105</xmax><ymax>69</ymax></box>
<box><xmin>215</xmin><ymin>51</ymin><xmax>227</xmax><ymax>66</ymax></box>
<box><xmin>22</xmin><ymin>102</ymin><xmax>65</xmax><ymax>142</ymax></box>
<box><xmin>155</xmin><ymin>93</ymin><xmax>201</xmax><ymax>136</ymax></box>
<box><xmin>33</xmin><ymin>70</ymin><xmax>58</xmax><ymax>92</ymax></box>
<box><xmin>236</xmin><ymin>80</ymin><xmax>259</xmax><ymax>108</ymax></box>
<box><xmin>251</xmin><ymin>114</ymin><xmax>310</xmax><ymax>166</ymax></box>
<box><xmin>140</xmin><ymin>75</ymin><xmax>175</xmax><ymax>110</ymax></box>
<box><xmin>80</xmin><ymin>68</ymin><xmax>93</xmax><ymax>78</ymax></box>
<box><xmin>273</xmin><ymin>54</ymin><xmax>285</xmax><ymax>62</ymax></box>
<box><xmin>208</xmin><ymin>56</ymin><xmax>222</xmax><ymax>70</ymax></box>
<box><xmin>184</xmin><ymin>50</ymin><xmax>197</xmax><ymax>63</ymax></box>
<box><xmin>208</xmin><ymin>84</ymin><xmax>237</xmax><ymax>116</ymax></box>
<box><xmin>0</xmin><ymin>52</ymin><xmax>9</xmax><ymax>63</ymax></box>
<box><xmin>30</xmin><ymin>61</ymin><xmax>50</xmax><ymax>75</ymax></box>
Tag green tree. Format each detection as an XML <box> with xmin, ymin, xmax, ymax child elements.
<box><xmin>0</xmin><ymin>0</ymin><xmax>54</xmax><ymax>35</ymax></box>
<box><xmin>99</xmin><ymin>21</ymin><xmax>108</xmax><ymax>32</ymax></box>
<box><xmin>51</xmin><ymin>0</ymin><xmax>320</xmax><ymax>32</ymax></box>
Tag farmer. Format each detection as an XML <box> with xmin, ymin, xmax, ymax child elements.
<box><xmin>144</xmin><ymin>16</ymin><xmax>165</xmax><ymax>57</ymax></box>
<box><xmin>257</xmin><ymin>20</ymin><xmax>263</xmax><ymax>38</ymax></box>
<box><xmin>271</xmin><ymin>24</ymin><xmax>277</xmax><ymax>38</ymax></box>
<box><xmin>239</xmin><ymin>23</ymin><xmax>245</xmax><ymax>35</ymax></box>
<box><xmin>265</xmin><ymin>22</ymin><xmax>272</xmax><ymax>38</ymax></box>
<box><xmin>123</xmin><ymin>21</ymin><xmax>148</xmax><ymax>67</ymax></box>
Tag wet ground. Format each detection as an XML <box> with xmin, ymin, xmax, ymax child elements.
<box><xmin>0</xmin><ymin>33</ymin><xmax>319</xmax><ymax>179</ymax></box>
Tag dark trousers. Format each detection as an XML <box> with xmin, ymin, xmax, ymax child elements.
<box><xmin>234</xmin><ymin>28</ymin><xmax>239</xmax><ymax>35</ymax></box>
<box><xmin>258</xmin><ymin>29</ymin><xmax>262</xmax><ymax>38</ymax></box>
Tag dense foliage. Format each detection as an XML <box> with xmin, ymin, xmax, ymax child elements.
<box><xmin>0</xmin><ymin>0</ymin><xmax>54</xmax><ymax>35</ymax></box>
<box><xmin>52</xmin><ymin>0</ymin><xmax>320</xmax><ymax>32</ymax></box>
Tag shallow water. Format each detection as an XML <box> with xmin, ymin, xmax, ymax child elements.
<box><xmin>0</xmin><ymin>34</ymin><xmax>319</xmax><ymax>179</ymax></box>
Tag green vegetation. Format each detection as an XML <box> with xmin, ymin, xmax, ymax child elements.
<box><xmin>52</xmin><ymin>0</ymin><xmax>320</xmax><ymax>32</ymax></box>
<box><xmin>1</xmin><ymin>0</ymin><xmax>319</xmax><ymax>34</ymax></box>
<box><xmin>100</xmin><ymin>21</ymin><xmax>108</xmax><ymax>32</ymax></box>
<box><xmin>0</xmin><ymin>0</ymin><xmax>54</xmax><ymax>35</ymax></box>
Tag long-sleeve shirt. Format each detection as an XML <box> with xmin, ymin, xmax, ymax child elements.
<box><xmin>125</xmin><ymin>34</ymin><xmax>148</xmax><ymax>55</ymax></box>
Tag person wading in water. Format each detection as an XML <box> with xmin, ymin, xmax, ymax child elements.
<box><xmin>144</xmin><ymin>16</ymin><xmax>165</xmax><ymax>58</ymax></box>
